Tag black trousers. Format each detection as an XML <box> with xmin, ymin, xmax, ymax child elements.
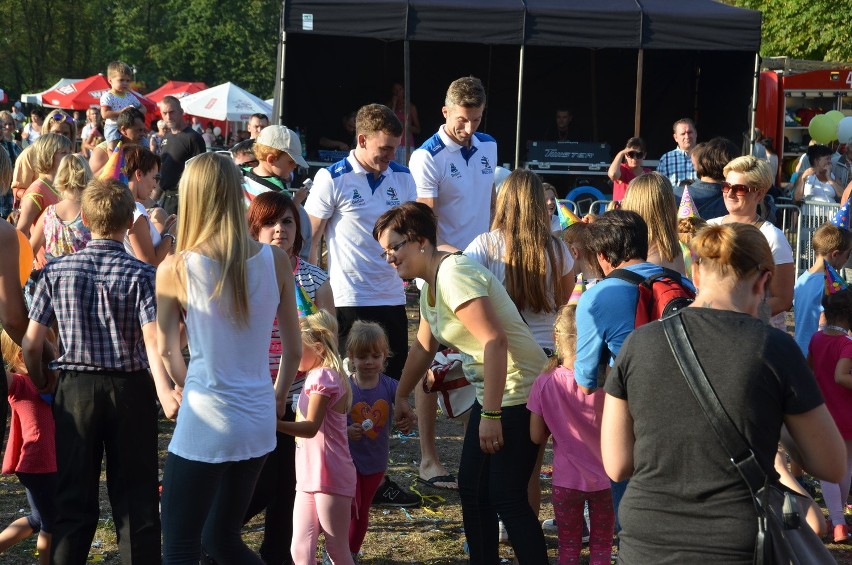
<box><xmin>51</xmin><ymin>370</ymin><xmax>161</xmax><ymax>565</ymax></box>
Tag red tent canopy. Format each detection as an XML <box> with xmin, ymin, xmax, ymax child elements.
<box><xmin>42</xmin><ymin>74</ymin><xmax>156</xmax><ymax>115</ymax></box>
<box><xmin>145</xmin><ymin>80</ymin><xmax>208</xmax><ymax>103</ymax></box>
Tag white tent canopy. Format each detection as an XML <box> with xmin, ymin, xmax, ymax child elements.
<box><xmin>20</xmin><ymin>78</ymin><xmax>80</xmax><ymax>105</ymax></box>
<box><xmin>178</xmin><ymin>82</ymin><xmax>272</xmax><ymax>121</ymax></box>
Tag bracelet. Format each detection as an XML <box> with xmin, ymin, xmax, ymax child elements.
<box><xmin>163</xmin><ymin>233</ymin><xmax>176</xmax><ymax>245</ymax></box>
<box><xmin>481</xmin><ymin>413</ymin><xmax>501</xmax><ymax>420</ymax></box>
<box><xmin>481</xmin><ymin>410</ymin><xmax>502</xmax><ymax>420</ymax></box>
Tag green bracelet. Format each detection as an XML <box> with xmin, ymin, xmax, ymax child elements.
<box><xmin>481</xmin><ymin>412</ymin><xmax>502</xmax><ymax>420</ymax></box>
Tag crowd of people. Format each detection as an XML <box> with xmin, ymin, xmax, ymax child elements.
<box><xmin>0</xmin><ymin>64</ymin><xmax>850</xmax><ymax>565</ymax></box>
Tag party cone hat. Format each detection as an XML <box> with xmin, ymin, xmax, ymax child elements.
<box><xmin>296</xmin><ymin>284</ymin><xmax>318</xmax><ymax>318</ymax></box>
<box><xmin>824</xmin><ymin>261</ymin><xmax>848</xmax><ymax>296</ymax></box>
<box><xmin>832</xmin><ymin>199</ymin><xmax>851</xmax><ymax>229</ymax></box>
<box><xmin>677</xmin><ymin>186</ymin><xmax>699</xmax><ymax>219</ymax></box>
<box><xmin>567</xmin><ymin>274</ymin><xmax>586</xmax><ymax>306</ymax></box>
<box><xmin>98</xmin><ymin>142</ymin><xmax>128</xmax><ymax>185</ymax></box>
<box><xmin>557</xmin><ymin>200</ymin><xmax>581</xmax><ymax>230</ymax></box>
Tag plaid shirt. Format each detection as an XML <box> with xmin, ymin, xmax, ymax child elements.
<box><xmin>29</xmin><ymin>239</ymin><xmax>157</xmax><ymax>372</ymax></box>
<box><xmin>657</xmin><ymin>147</ymin><xmax>696</xmax><ymax>188</ymax></box>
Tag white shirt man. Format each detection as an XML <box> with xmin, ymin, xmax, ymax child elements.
<box><xmin>409</xmin><ymin>77</ymin><xmax>496</xmax><ymax>250</ymax></box>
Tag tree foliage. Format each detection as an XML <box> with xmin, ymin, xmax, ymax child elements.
<box><xmin>722</xmin><ymin>0</ymin><xmax>852</xmax><ymax>63</ymax></box>
<box><xmin>0</xmin><ymin>0</ymin><xmax>280</xmax><ymax>98</ymax></box>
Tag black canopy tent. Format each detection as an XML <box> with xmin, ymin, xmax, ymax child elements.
<box><xmin>272</xmin><ymin>0</ymin><xmax>762</xmax><ymax>168</ymax></box>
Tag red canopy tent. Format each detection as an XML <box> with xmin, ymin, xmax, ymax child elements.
<box><xmin>145</xmin><ymin>80</ymin><xmax>208</xmax><ymax>103</ymax></box>
<box><xmin>42</xmin><ymin>74</ymin><xmax>156</xmax><ymax>115</ymax></box>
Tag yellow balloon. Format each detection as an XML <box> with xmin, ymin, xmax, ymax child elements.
<box><xmin>16</xmin><ymin>228</ymin><xmax>33</xmax><ymax>286</ymax></box>
<box><xmin>826</xmin><ymin>110</ymin><xmax>845</xmax><ymax>127</ymax></box>
<box><xmin>809</xmin><ymin>114</ymin><xmax>837</xmax><ymax>144</ymax></box>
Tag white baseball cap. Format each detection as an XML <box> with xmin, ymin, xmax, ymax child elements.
<box><xmin>256</xmin><ymin>126</ymin><xmax>309</xmax><ymax>168</ymax></box>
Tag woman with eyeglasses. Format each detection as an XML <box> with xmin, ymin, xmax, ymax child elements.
<box><xmin>707</xmin><ymin>156</ymin><xmax>794</xmax><ymax>328</ymax></box>
<box><xmin>123</xmin><ymin>145</ymin><xmax>175</xmax><ymax>266</ymax></box>
<box><xmin>374</xmin><ymin>201</ymin><xmax>549</xmax><ymax>565</ymax></box>
<box><xmin>601</xmin><ymin>222</ymin><xmax>844</xmax><ymax>564</ymax></box>
<box><xmin>608</xmin><ymin>137</ymin><xmax>650</xmax><ymax>202</ymax></box>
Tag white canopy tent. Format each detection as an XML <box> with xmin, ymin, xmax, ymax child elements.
<box><xmin>178</xmin><ymin>82</ymin><xmax>272</xmax><ymax>121</ymax></box>
<box><xmin>20</xmin><ymin>78</ymin><xmax>80</xmax><ymax>106</ymax></box>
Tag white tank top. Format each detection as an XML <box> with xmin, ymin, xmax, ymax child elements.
<box><xmin>168</xmin><ymin>244</ymin><xmax>281</xmax><ymax>463</ymax></box>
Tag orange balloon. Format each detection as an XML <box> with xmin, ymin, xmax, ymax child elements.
<box><xmin>16</xmin><ymin>228</ymin><xmax>33</xmax><ymax>286</ymax></box>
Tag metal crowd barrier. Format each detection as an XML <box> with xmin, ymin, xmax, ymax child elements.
<box><xmin>795</xmin><ymin>201</ymin><xmax>840</xmax><ymax>279</ymax></box>
<box><xmin>588</xmin><ymin>200</ymin><xmax>612</xmax><ymax>216</ymax></box>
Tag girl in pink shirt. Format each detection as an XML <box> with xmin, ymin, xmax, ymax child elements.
<box><xmin>278</xmin><ymin>310</ymin><xmax>355</xmax><ymax>565</ymax></box>
<box><xmin>0</xmin><ymin>331</ymin><xmax>57</xmax><ymax>565</ymax></box>
<box><xmin>806</xmin><ymin>268</ymin><xmax>852</xmax><ymax>543</ymax></box>
<box><xmin>527</xmin><ymin>300</ymin><xmax>614</xmax><ymax>565</ymax></box>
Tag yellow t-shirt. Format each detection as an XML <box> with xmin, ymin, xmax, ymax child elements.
<box><xmin>420</xmin><ymin>254</ymin><xmax>547</xmax><ymax>407</ymax></box>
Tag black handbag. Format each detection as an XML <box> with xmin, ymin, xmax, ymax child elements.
<box><xmin>662</xmin><ymin>313</ymin><xmax>836</xmax><ymax>565</ymax></box>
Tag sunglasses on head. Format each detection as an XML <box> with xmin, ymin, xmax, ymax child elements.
<box><xmin>625</xmin><ymin>150</ymin><xmax>645</xmax><ymax>159</ymax></box>
<box><xmin>721</xmin><ymin>181</ymin><xmax>759</xmax><ymax>195</ymax></box>
<box><xmin>50</xmin><ymin>113</ymin><xmax>75</xmax><ymax>124</ymax></box>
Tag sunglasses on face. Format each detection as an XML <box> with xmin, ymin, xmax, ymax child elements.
<box><xmin>625</xmin><ymin>151</ymin><xmax>645</xmax><ymax>159</ymax></box>
<box><xmin>721</xmin><ymin>181</ymin><xmax>759</xmax><ymax>195</ymax></box>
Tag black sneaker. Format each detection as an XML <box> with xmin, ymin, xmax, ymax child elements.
<box><xmin>372</xmin><ymin>477</ymin><xmax>421</xmax><ymax>507</ymax></box>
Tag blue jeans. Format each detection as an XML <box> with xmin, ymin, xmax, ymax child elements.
<box><xmin>161</xmin><ymin>453</ymin><xmax>267</xmax><ymax>565</ymax></box>
<box><xmin>458</xmin><ymin>402</ymin><xmax>547</xmax><ymax>564</ymax></box>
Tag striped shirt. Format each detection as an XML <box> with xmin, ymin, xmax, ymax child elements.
<box><xmin>268</xmin><ymin>258</ymin><xmax>330</xmax><ymax>403</ymax></box>
<box><xmin>29</xmin><ymin>239</ymin><xmax>157</xmax><ymax>372</ymax></box>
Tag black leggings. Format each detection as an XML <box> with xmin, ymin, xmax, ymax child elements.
<box><xmin>161</xmin><ymin>452</ymin><xmax>267</xmax><ymax>565</ymax></box>
<box><xmin>458</xmin><ymin>402</ymin><xmax>548</xmax><ymax>564</ymax></box>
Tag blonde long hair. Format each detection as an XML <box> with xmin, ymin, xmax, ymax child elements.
<box><xmin>175</xmin><ymin>152</ymin><xmax>251</xmax><ymax>325</ymax></box>
<box><xmin>622</xmin><ymin>172</ymin><xmax>680</xmax><ymax>263</ymax></box>
<box><xmin>301</xmin><ymin>310</ymin><xmax>352</xmax><ymax>410</ymax></box>
<box><xmin>491</xmin><ymin>169</ymin><xmax>566</xmax><ymax>312</ymax></box>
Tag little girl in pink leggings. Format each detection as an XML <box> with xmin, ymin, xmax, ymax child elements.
<box><xmin>527</xmin><ymin>300</ymin><xmax>614</xmax><ymax>565</ymax></box>
<box><xmin>277</xmin><ymin>310</ymin><xmax>355</xmax><ymax>564</ymax></box>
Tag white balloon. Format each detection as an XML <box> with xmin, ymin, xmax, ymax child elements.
<box><xmin>838</xmin><ymin>117</ymin><xmax>852</xmax><ymax>145</ymax></box>
<box><xmin>213</xmin><ymin>126</ymin><xmax>222</xmax><ymax>136</ymax></box>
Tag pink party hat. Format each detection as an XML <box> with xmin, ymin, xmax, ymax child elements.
<box><xmin>296</xmin><ymin>284</ymin><xmax>318</xmax><ymax>317</ymax></box>
<box><xmin>824</xmin><ymin>261</ymin><xmax>848</xmax><ymax>296</ymax></box>
<box><xmin>567</xmin><ymin>274</ymin><xmax>586</xmax><ymax>306</ymax></box>
<box><xmin>557</xmin><ymin>200</ymin><xmax>582</xmax><ymax>230</ymax></box>
<box><xmin>832</xmin><ymin>200</ymin><xmax>851</xmax><ymax>229</ymax></box>
<box><xmin>677</xmin><ymin>187</ymin><xmax>699</xmax><ymax>219</ymax></box>
<box><xmin>98</xmin><ymin>142</ymin><xmax>129</xmax><ymax>185</ymax></box>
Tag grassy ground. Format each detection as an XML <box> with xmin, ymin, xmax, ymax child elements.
<box><xmin>3</xmin><ymin>307</ymin><xmax>852</xmax><ymax>563</ymax></box>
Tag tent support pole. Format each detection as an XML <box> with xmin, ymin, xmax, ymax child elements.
<box><xmin>274</xmin><ymin>0</ymin><xmax>287</xmax><ymax>125</ymax></box>
<box><xmin>634</xmin><ymin>48</ymin><xmax>643</xmax><ymax>137</ymax></box>
<box><xmin>514</xmin><ymin>44</ymin><xmax>525</xmax><ymax>169</ymax></box>
<box><xmin>404</xmin><ymin>40</ymin><xmax>411</xmax><ymax>162</ymax></box>
<box><xmin>748</xmin><ymin>52</ymin><xmax>760</xmax><ymax>156</ymax></box>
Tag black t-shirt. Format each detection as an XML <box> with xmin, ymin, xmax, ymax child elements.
<box><xmin>605</xmin><ymin>308</ymin><xmax>824</xmax><ymax>564</ymax></box>
<box><xmin>159</xmin><ymin>126</ymin><xmax>206</xmax><ymax>192</ymax></box>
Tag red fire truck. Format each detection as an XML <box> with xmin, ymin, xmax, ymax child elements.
<box><xmin>756</xmin><ymin>57</ymin><xmax>852</xmax><ymax>183</ymax></box>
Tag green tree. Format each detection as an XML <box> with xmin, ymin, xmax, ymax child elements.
<box><xmin>723</xmin><ymin>0</ymin><xmax>852</xmax><ymax>62</ymax></box>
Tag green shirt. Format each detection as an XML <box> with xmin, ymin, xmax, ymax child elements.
<box><xmin>420</xmin><ymin>254</ymin><xmax>546</xmax><ymax>407</ymax></box>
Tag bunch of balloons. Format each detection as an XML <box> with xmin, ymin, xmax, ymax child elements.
<box><xmin>809</xmin><ymin>110</ymin><xmax>852</xmax><ymax>145</ymax></box>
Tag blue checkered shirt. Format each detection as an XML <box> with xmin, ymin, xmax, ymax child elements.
<box><xmin>657</xmin><ymin>147</ymin><xmax>697</xmax><ymax>188</ymax></box>
<box><xmin>29</xmin><ymin>239</ymin><xmax>158</xmax><ymax>372</ymax></box>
